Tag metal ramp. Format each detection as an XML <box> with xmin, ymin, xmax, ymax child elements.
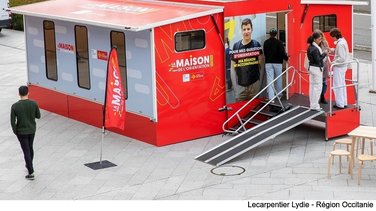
<box><xmin>195</xmin><ymin>106</ymin><xmax>324</xmax><ymax>166</ymax></box>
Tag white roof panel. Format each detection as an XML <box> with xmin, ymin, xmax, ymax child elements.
<box><xmin>10</xmin><ymin>0</ymin><xmax>223</xmax><ymax>31</ymax></box>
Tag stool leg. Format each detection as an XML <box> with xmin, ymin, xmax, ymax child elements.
<box><xmin>339</xmin><ymin>155</ymin><xmax>342</xmax><ymax>174</ymax></box>
<box><xmin>358</xmin><ymin>161</ymin><xmax>363</xmax><ymax>185</ymax></box>
<box><xmin>328</xmin><ymin>155</ymin><xmax>332</xmax><ymax>178</ymax></box>
<box><xmin>347</xmin><ymin>145</ymin><xmax>350</xmax><ymax>161</ymax></box>
<box><xmin>371</xmin><ymin>141</ymin><xmax>374</xmax><ymax>156</ymax></box>
<box><xmin>356</xmin><ymin>138</ymin><xmax>360</xmax><ymax>157</ymax></box>
<box><xmin>348</xmin><ymin>155</ymin><xmax>352</xmax><ymax>175</ymax></box>
<box><xmin>332</xmin><ymin>144</ymin><xmax>336</xmax><ymax>165</ymax></box>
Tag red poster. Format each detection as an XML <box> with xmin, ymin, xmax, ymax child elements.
<box><xmin>104</xmin><ymin>48</ymin><xmax>126</xmax><ymax>130</ymax></box>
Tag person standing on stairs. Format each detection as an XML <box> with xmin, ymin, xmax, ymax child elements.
<box><xmin>263</xmin><ymin>28</ymin><xmax>289</xmax><ymax>102</ymax></box>
<box><xmin>314</xmin><ymin>29</ymin><xmax>330</xmax><ymax>105</ymax></box>
<box><xmin>329</xmin><ymin>28</ymin><xmax>350</xmax><ymax>109</ymax></box>
<box><xmin>306</xmin><ymin>32</ymin><xmax>328</xmax><ymax>111</ymax></box>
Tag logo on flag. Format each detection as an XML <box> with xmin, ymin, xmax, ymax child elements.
<box><xmin>104</xmin><ymin>48</ymin><xmax>126</xmax><ymax>130</ymax></box>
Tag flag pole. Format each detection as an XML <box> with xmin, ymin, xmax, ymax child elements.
<box><xmin>100</xmin><ymin>48</ymin><xmax>113</xmax><ymax>166</ymax></box>
<box><xmin>100</xmin><ymin>126</ymin><xmax>104</xmax><ymax>165</ymax></box>
<box><xmin>84</xmin><ymin>48</ymin><xmax>117</xmax><ymax>170</ymax></box>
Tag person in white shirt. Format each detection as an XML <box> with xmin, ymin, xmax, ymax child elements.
<box><xmin>329</xmin><ymin>28</ymin><xmax>350</xmax><ymax>109</ymax></box>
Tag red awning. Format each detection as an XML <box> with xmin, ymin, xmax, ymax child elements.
<box><xmin>10</xmin><ymin>0</ymin><xmax>223</xmax><ymax>31</ymax></box>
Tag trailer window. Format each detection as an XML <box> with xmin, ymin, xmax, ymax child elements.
<box><xmin>43</xmin><ymin>21</ymin><xmax>57</xmax><ymax>81</ymax></box>
<box><xmin>175</xmin><ymin>30</ymin><xmax>205</xmax><ymax>52</ymax></box>
<box><xmin>110</xmin><ymin>31</ymin><xmax>127</xmax><ymax>98</ymax></box>
<box><xmin>75</xmin><ymin>25</ymin><xmax>90</xmax><ymax>89</ymax></box>
<box><xmin>312</xmin><ymin>15</ymin><xmax>337</xmax><ymax>32</ymax></box>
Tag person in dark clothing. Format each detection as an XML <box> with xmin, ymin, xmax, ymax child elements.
<box><xmin>10</xmin><ymin>85</ymin><xmax>41</xmax><ymax>180</ymax></box>
<box><xmin>263</xmin><ymin>28</ymin><xmax>289</xmax><ymax>101</ymax></box>
<box><xmin>306</xmin><ymin>32</ymin><xmax>328</xmax><ymax>110</ymax></box>
<box><xmin>225</xmin><ymin>38</ymin><xmax>233</xmax><ymax>91</ymax></box>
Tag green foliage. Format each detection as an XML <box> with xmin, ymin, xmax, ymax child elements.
<box><xmin>9</xmin><ymin>0</ymin><xmax>47</xmax><ymax>30</ymax></box>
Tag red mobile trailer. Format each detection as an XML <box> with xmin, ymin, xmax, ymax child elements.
<box><xmin>11</xmin><ymin>0</ymin><xmax>225</xmax><ymax>146</ymax></box>
<box><xmin>11</xmin><ymin>0</ymin><xmax>367</xmax><ymax>150</ymax></box>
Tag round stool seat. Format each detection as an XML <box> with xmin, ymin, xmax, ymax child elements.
<box><xmin>334</xmin><ymin>138</ymin><xmax>352</xmax><ymax>145</ymax></box>
<box><xmin>330</xmin><ymin>149</ymin><xmax>350</xmax><ymax>156</ymax></box>
<box><xmin>358</xmin><ymin>154</ymin><xmax>376</xmax><ymax>161</ymax></box>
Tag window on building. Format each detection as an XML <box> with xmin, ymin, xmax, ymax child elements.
<box><xmin>43</xmin><ymin>20</ymin><xmax>57</xmax><ymax>81</ymax></box>
<box><xmin>175</xmin><ymin>30</ymin><xmax>205</xmax><ymax>52</ymax></box>
<box><xmin>75</xmin><ymin>25</ymin><xmax>90</xmax><ymax>89</ymax></box>
<box><xmin>312</xmin><ymin>15</ymin><xmax>337</xmax><ymax>32</ymax></box>
<box><xmin>110</xmin><ymin>31</ymin><xmax>127</xmax><ymax>98</ymax></box>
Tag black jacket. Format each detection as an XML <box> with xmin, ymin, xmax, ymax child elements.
<box><xmin>263</xmin><ymin>37</ymin><xmax>288</xmax><ymax>63</ymax></box>
<box><xmin>307</xmin><ymin>44</ymin><xmax>327</xmax><ymax>68</ymax></box>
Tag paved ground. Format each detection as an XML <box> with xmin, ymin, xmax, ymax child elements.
<box><xmin>1</xmin><ymin>29</ymin><xmax>376</xmax><ymax>200</ymax></box>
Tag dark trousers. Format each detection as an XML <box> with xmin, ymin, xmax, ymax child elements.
<box><xmin>226</xmin><ymin>68</ymin><xmax>233</xmax><ymax>89</ymax></box>
<box><xmin>321</xmin><ymin>78</ymin><xmax>327</xmax><ymax>97</ymax></box>
<box><xmin>16</xmin><ymin>134</ymin><xmax>35</xmax><ymax>174</ymax></box>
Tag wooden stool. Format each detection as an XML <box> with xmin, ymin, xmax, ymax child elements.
<box><xmin>333</xmin><ymin>138</ymin><xmax>352</xmax><ymax>151</ymax></box>
<box><xmin>357</xmin><ymin>154</ymin><xmax>376</xmax><ymax>185</ymax></box>
<box><xmin>332</xmin><ymin>138</ymin><xmax>352</xmax><ymax>164</ymax></box>
<box><xmin>359</xmin><ymin>138</ymin><xmax>374</xmax><ymax>156</ymax></box>
<box><xmin>328</xmin><ymin>149</ymin><xmax>350</xmax><ymax>178</ymax></box>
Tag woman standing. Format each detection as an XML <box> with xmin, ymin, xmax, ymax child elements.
<box><xmin>329</xmin><ymin>28</ymin><xmax>349</xmax><ymax>109</ymax></box>
<box><xmin>314</xmin><ymin>29</ymin><xmax>330</xmax><ymax>104</ymax></box>
<box><xmin>306</xmin><ymin>32</ymin><xmax>327</xmax><ymax>110</ymax></box>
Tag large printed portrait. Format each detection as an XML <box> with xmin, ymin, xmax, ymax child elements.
<box><xmin>224</xmin><ymin>14</ymin><xmax>267</xmax><ymax>104</ymax></box>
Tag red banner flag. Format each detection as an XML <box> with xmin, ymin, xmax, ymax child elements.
<box><xmin>104</xmin><ymin>48</ymin><xmax>126</xmax><ymax>130</ymax></box>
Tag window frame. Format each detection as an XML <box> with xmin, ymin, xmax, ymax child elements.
<box><xmin>174</xmin><ymin>29</ymin><xmax>206</xmax><ymax>52</ymax></box>
<box><xmin>312</xmin><ymin>14</ymin><xmax>337</xmax><ymax>32</ymax></box>
<box><xmin>110</xmin><ymin>30</ymin><xmax>128</xmax><ymax>99</ymax></box>
<box><xmin>74</xmin><ymin>25</ymin><xmax>91</xmax><ymax>90</ymax></box>
<box><xmin>43</xmin><ymin>20</ymin><xmax>58</xmax><ymax>81</ymax></box>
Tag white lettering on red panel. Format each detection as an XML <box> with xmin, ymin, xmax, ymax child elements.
<box><xmin>85</xmin><ymin>3</ymin><xmax>157</xmax><ymax>14</ymax></box>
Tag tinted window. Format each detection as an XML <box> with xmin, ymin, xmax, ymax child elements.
<box><xmin>110</xmin><ymin>31</ymin><xmax>127</xmax><ymax>97</ymax></box>
<box><xmin>313</xmin><ymin>15</ymin><xmax>337</xmax><ymax>32</ymax></box>
<box><xmin>175</xmin><ymin>30</ymin><xmax>205</xmax><ymax>52</ymax></box>
<box><xmin>43</xmin><ymin>20</ymin><xmax>57</xmax><ymax>81</ymax></box>
<box><xmin>75</xmin><ymin>25</ymin><xmax>90</xmax><ymax>89</ymax></box>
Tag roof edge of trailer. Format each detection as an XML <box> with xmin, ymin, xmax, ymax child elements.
<box><xmin>10</xmin><ymin>7</ymin><xmax>224</xmax><ymax>32</ymax></box>
<box><xmin>301</xmin><ymin>0</ymin><xmax>369</xmax><ymax>6</ymax></box>
<box><xmin>134</xmin><ymin>8</ymin><xmax>223</xmax><ymax>31</ymax></box>
<box><xmin>9</xmin><ymin>0</ymin><xmax>224</xmax><ymax>32</ymax></box>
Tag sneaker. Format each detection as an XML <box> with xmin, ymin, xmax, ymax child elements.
<box><xmin>333</xmin><ymin>105</ymin><xmax>345</xmax><ymax>109</ymax></box>
<box><xmin>310</xmin><ymin>107</ymin><xmax>322</xmax><ymax>111</ymax></box>
<box><xmin>25</xmin><ymin>174</ymin><xmax>35</xmax><ymax>180</ymax></box>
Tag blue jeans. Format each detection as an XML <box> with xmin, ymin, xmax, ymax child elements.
<box><xmin>265</xmin><ymin>63</ymin><xmax>282</xmax><ymax>100</ymax></box>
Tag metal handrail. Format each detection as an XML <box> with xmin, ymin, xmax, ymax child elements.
<box><xmin>222</xmin><ymin>66</ymin><xmax>297</xmax><ymax>134</ymax></box>
<box><xmin>328</xmin><ymin>58</ymin><xmax>360</xmax><ymax>115</ymax></box>
<box><xmin>298</xmin><ymin>50</ymin><xmax>307</xmax><ymax>94</ymax></box>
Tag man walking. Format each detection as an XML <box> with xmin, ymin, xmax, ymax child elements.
<box><xmin>10</xmin><ymin>85</ymin><xmax>41</xmax><ymax>180</ymax></box>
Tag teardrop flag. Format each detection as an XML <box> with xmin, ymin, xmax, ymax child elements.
<box><xmin>104</xmin><ymin>48</ymin><xmax>126</xmax><ymax>130</ymax></box>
